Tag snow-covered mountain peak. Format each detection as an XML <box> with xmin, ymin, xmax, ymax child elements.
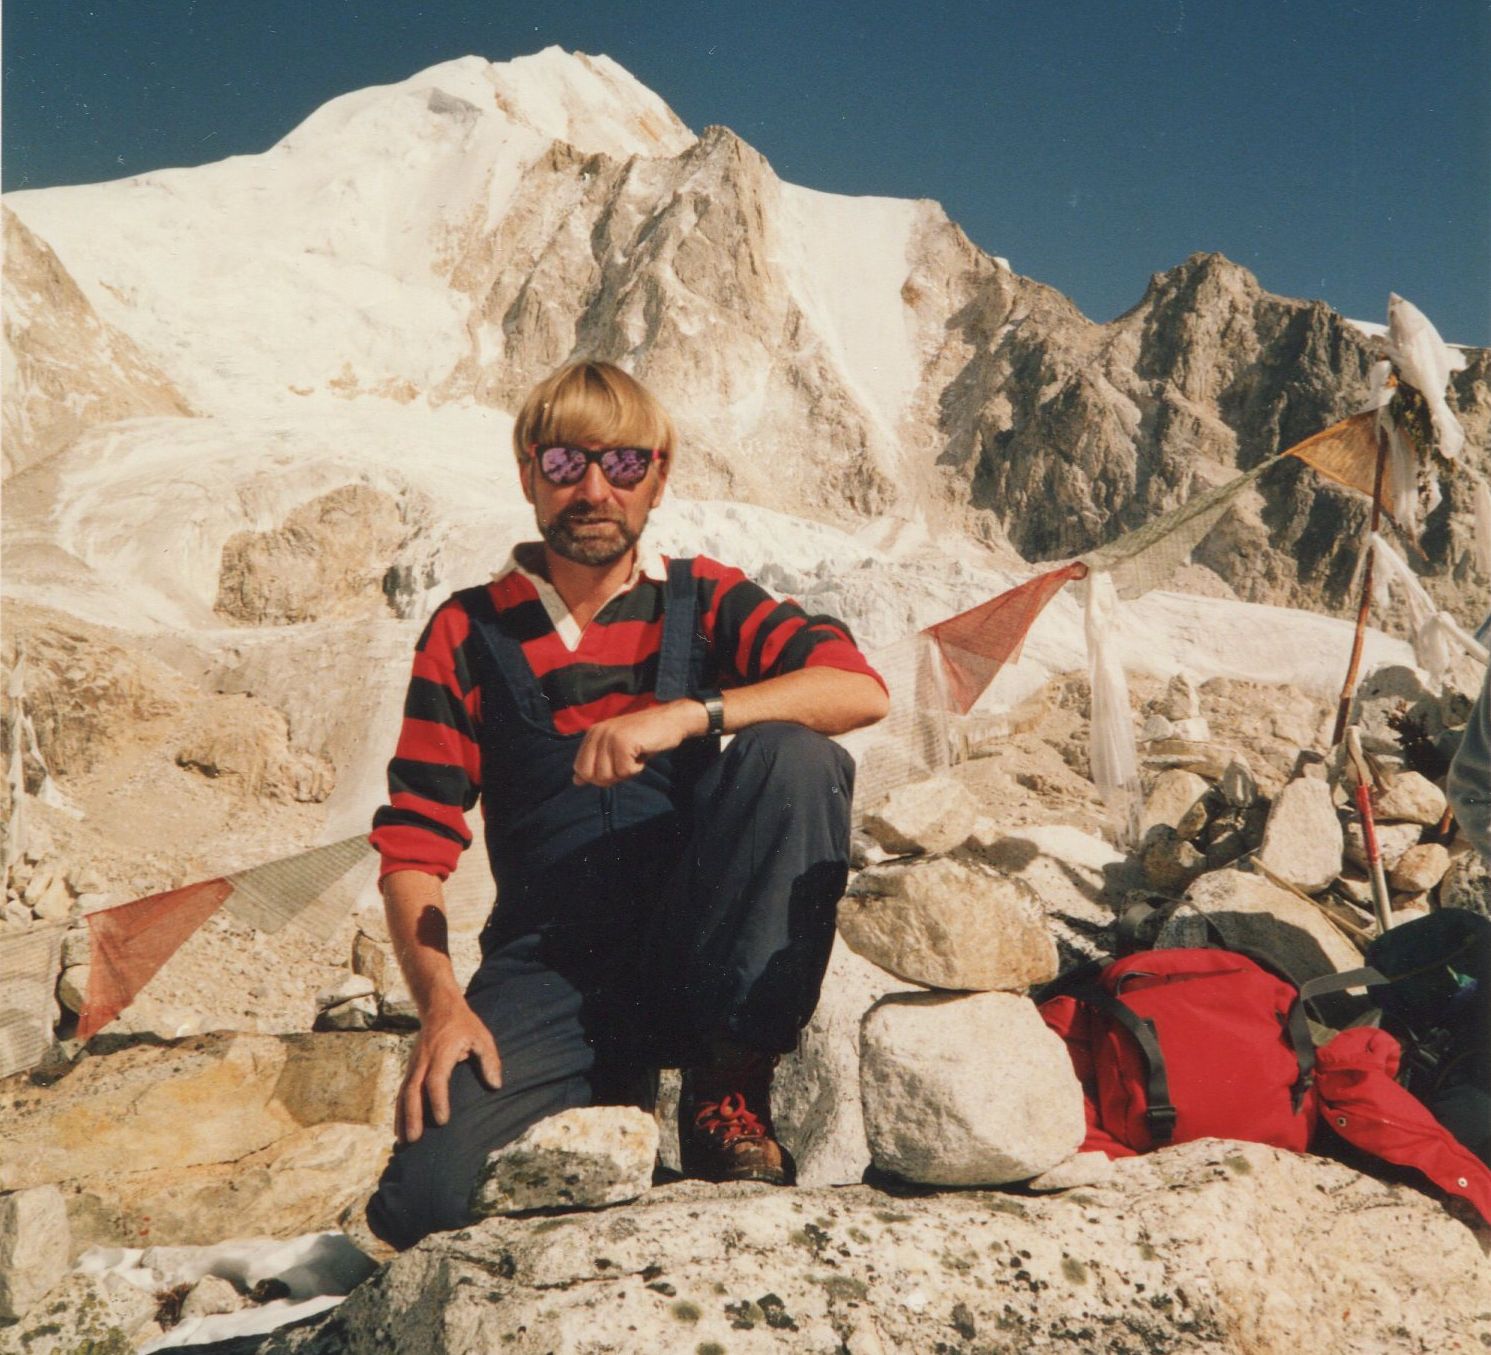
<box><xmin>277</xmin><ymin>48</ymin><xmax>695</xmax><ymax>165</ymax></box>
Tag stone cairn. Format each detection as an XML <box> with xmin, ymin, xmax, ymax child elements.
<box><xmin>1131</xmin><ymin>665</ymin><xmax>1487</xmax><ymax>948</ymax></box>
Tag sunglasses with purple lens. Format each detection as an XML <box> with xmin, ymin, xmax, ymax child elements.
<box><xmin>527</xmin><ymin>443</ymin><xmax>662</xmax><ymax>488</ymax></box>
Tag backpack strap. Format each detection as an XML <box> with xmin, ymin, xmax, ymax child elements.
<box><xmin>1069</xmin><ymin>985</ymin><xmax>1179</xmax><ymax>1144</ymax></box>
<box><xmin>1297</xmin><ymin>965</ymin><xmax>1393</xmax><ymax>1005</ymax></box>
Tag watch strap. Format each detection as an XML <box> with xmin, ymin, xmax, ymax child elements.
<box><xmin>700</xmin><ymin>693</ymin><xmax>725</xmax><ymax>736</ymax></box>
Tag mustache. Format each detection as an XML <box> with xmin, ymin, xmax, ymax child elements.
<box><xmin>555</xmin><ymin>504</ymin><xmax>625</xmax><ymax>525</ymax></box>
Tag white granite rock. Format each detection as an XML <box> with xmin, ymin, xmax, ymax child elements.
<box><xmin>1141</xmin><ymin>828</ymin><xmax>1208</xmax><ymax>892</ymax></box>
<box><xmin>1389</xmin><ymin>843</ymin><xmax>1451</xmax><ymax>893</ymax></box>
<box><xmin>1372</xmin><ymin>771</ymin><xmax>1448</xmax><ymax>826</ymax></box>
<box><xmin>775</xmin><ymin>935</ymin><xmax>910</xmax><ymax>1187</ymax></box>
<box><xmin>1159</xmin><ymin>672</ymin><xmax>1201</xmax><ymax>720</ymax></box>
<box><xmin>27</xmin><ymin>874</ymin><xmax>73</xmax><ymax>923</ymax></box>
<box><xmin>0</xmin><ymin>1185</ymin><xmax>70</xmax><ymax>1321</ymax></box>
<box><xmin>294</xmin><ymin>1146</ymin><xmax>1491</xmax><ymax>1355</ymax></box>
<box><xmin>1026</xmin><ymin>1150</ymin><xmax>1115</xmax><ymax>1192</ymax></box>
<box><xmin>1140</xmin><ymin>769</ymin><xmax>1211</xmax><ymax>841</ymax></box>
<box><xmin>839</xmin><ymin>854</ymin><xmax>1057</xmax><ymax>992</ymax></box>
<box><xmin>1349</xmin><ymin>664</ymin><xmax>1441</xmax><ymax>755</ymax></box>
<box><xmin>1140</xmin><ymin>712</ymin><xmax>1176</xmax><ymax>742</ymax></box>
<box><xmin>1258</xmin><ymin>778</ymin><xmax>1343</xmax><ymax>893</ymax></box>
<box><xmin>315</xmin><ymin>972</ymin><xmax>377</xmax><ymax>1011</ymax></box>
<box><xmin>859</xmin><ymin>991</ymin><xmax>1084</xmax><ymax>1186</ymax></box>
<box><xmin>179</xmin><ymin>1273</ymin><xmax>245</xmax><ymax>1320</ymax></box>
<box><xmin>1220</xmin><ymin>758</ymin><xmax>1258</xmax><ymax>809</ymax></box>
<box><xmin>860</xmin><ymin>776</ymin><xmax>981</xmax><ymax>856</ymax></box>
<box><xmin>471</xmin><ymin>1106</ymin><xmax>659</xmax><ymax>1216</ymax></box>
<box><xmin>1439</xmin><ymin>849</ymin><xmax>1490</xmax><ymax>913</ymax></box>
<box><xmin>56</xmin><ymin>964</ymin><xmax>90</xmax><ymax>1015</ymax></box>
<box><xmin>60</xmin><ymin>927</ymin><xmax>91</xmax><ymax>968</ymax></box>
<box><xmin>316</xmin><ymin>993</ymin><xmax>379</xmax><ymax>1031</ymax></box>
<box><xmin>378</xmin><ymin>987</ymin><xmax>421</xmax><ymax>1030</ymax></box>
<box><xmin>1344</xmin><ymin>820</ymin><xmax>1424</xmax><ymax>872</ymax></box>
<box><xmin>1161</xmin><ymin>870</ymin><xmax>1363</xmax><ymax>986</ymax></box>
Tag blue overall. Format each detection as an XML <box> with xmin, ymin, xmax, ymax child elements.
<box><xmin>368</xmin><ymin>559</ymin><xmax>856</xmax><ymax>1248</ymax></box>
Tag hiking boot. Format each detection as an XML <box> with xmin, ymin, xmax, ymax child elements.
<box><xmin>678</xmin><ymin>1045</ymin><xmax>795</xmax><ymax>1186</ymax></box>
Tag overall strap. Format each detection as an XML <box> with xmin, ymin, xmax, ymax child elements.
<box><xmin>655</xmin><ymin>556</ymin><xmax>700</xmax><ymax>703</ymax></box>
<box><xmin>461</xmin><ymin>585</ymin><xmax>561</xmax><ymax>732</ymax></box>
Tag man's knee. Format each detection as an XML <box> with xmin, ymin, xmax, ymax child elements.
<box><xmin>727</xmin><ymin>722</ymin><xmax>854</xmax><ymax>792</ymax></box>
<box><xmin>366</xmin><ymin>1133</ymin><xmax>480</xmax><ymax>1251</ymax></box>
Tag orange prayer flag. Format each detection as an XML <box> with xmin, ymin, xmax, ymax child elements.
<box><xmin>923</xmin><ymin>562</ymin><xmax>1086</xmax><ymax>714</ymax></box>
<box><xmin>77</xmin><ymin>878</ymin><xmax>233</xmax><ymax>1041</ymax></box>
<box><xmin>1283</xmin><ymin>411</ymin><xmax>1407</xmax><ymax>519</ymax></box>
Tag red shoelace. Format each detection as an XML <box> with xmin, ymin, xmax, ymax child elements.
<box><xmin>692</xmin><ymin>1092</ymin><xmax>767</xmax><ymax>1144</ymax></box>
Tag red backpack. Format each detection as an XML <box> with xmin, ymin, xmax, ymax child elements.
<box><xmin>1039</xmin><ymin>947</ymin><xmax>1318</xmax><ymax>1155</ymax></box>
<box><xmin>1039</xmin><ymin>944</ymin><xmax>1491</xmax><ymax>1225</ymax></box>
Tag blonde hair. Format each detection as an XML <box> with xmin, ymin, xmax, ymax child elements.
<box><xmin>512</xmin><ymin>362</ymin><xmax>676</xmax><ymax>462</ymax></box>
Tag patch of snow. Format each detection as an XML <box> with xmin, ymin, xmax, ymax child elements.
<box><xmin>775</xmin><ymin>184</ymin><xmax>924</xmax><ymax>454</ymax></box>
<box><xmin>74</xmin><ymin>1232</ymin><xmax>373</xmax><ymax>1353</ymax></box>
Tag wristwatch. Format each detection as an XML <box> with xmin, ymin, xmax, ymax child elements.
<box><xmin>699</xmin><ymin>692</ymin><xmax>726</xmax><ymax>736</ymax></box>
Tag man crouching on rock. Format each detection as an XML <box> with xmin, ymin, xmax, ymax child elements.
<box><xmin>360</xmin><ymin>360</ymin><xmax>888</xmax><ymax>1251</ymax></box>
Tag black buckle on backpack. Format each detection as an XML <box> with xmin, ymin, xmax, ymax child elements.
<box><xmin>1145</xmin><ymin>1102</ymin><xmax>1178</xmax><ymax>1144</ymax></box>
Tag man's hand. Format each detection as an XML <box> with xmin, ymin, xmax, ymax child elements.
<box><xmin>572</xmin><ymin>699</ymin><xmax>706</xmax><ymax>787</ymax></box>
<box><xmin>396</xmin><ymin>996</ymin><xmax>503</xmax><ymax>1144</ymax></box>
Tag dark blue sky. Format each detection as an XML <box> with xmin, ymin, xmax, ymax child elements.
<box><xmin>4</xmin><ymin>1</ymin><xmax>1488</xmax><ymax>344</ymax></box>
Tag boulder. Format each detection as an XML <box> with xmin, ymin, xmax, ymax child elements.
<box><xmin>839</xmin><ymin>854</ymin><xmax>1057</xmax><ymax>992</ymax></box>
<box><xmin>1344</xmin><ymin>820</ymin><xmax>1424</xmax><ymax>872</ymax></box>
<box><xmin>1439</xmin><ymin>849</ymin><xmax>1490</xmax><ymax>914</ymax></box>
<box><xmin>0</xmin><ymin>1268</ymin><xmax>159</xmax><ymax>1354</ymax></box>
<box><xmin>174</xmin><ymin>694</ymin><xmax>335</xmax><ymax>803</ymax></box>
<box><xmin>1257</xmin><ymin>778</ymin><xmax>1343</xmax><ymax>893</ymax></box>
<box><xmin>963</xmin><ymin>821</ymin><xmax>1127</xmax><ymax>963</ymax></box>
<box><xmin>378</xmin><ymin>988</ymin><xmax>421</xmax><ymax>1031</ymax></box>
<box><xmin>179</xmin><ymin>1273</ymin><xmax>245</xmax><ymax>1320</ymax></box>
<box><xmin>1140</xmin><ymin>712</ymin><xmax>1175</xmax><ymax>742</ymax></box>
<box><xmin>1140</xmin><ymin>828</ymin><xmax>1208</xmax><ymax>893</ymax></box>
<box><xmin>1349</xmin><ymin>664</ymin><xmax>1446</xmax><ymax>756</ymax></box>
<box><xmin>2</xmin><ymin>1031</ymin><xmax>408</xmax><ymax>1249</ymax></box>
<box><xmin>1025</xmin><ymin>1150</ymin><xmax>1115</xmax><ymax>1192</ymax></box>
<box><xmin>27</xmin><ymin>872</ymin><xmax>72</xmax><ymax>922</ymax></box>
<box><xmin>272</xmin><ymin>1145</ymin><xmax>1491</xmax><ymax>1355</ymax></box>
<box><xmin>1389</xmin><ymin>843</ymin><xmax>1451</xmax><ymax>894</ymax></box>
<box><xmin>1373</xmin><ymin>770</ymin><xmax>1448</xmax><ymax>825</ymax></box>
<box><xmin>1139</xmin><ymin>769</ymin><xmax>1211</xmax><ymax>841</ymax></box>
<box><xmin>859</xmin><ymin>776</ymin><xmax>980</xmax><ymax>856</ymax></box>
<box><xmin>352</xmin><ymin>929</ymin><xmax>396</xmax><ymax>991</ymax></box>
<box><xmin>1141</xmin><ymin>739</ymin><xmax>1238</xmax><ymax>779</ymax></box>
<box><xmin>56</xmin><ymin>963</ymin><xmax>89</xmax><ymax>1014</ymax></box>
<box><xmin>59</xmin><ymin>927</ymin><xmax>90</xmax><ymax>968</ymax></box>
<box><xmin>315</xmin><ymin>994</ymin><xmax>379</xmax><ymax>1031</ymax></box>
<box><xmin>859</xmin><ymin>991</ymin><xmax>1084</xmax><ymax>1185</ymax></box>
<box><xmin>1219</xmin><ymin>758</ymin><xmax>1258</xmax><ymax>809</ymax></box>
<box><xmin>470</xmin><ymin>1107</ymin><xmax>659</xmax><ymax>1216</ymax></box>
<box><xmin>1169</xmin><ymin>716</ymin><xmax>1211</xmax><ymax>742</ymax></box>
<box><xmin>1161</xmin><ymin>870</ymin><xmax>1363</xmax><ymax>986</ymax></box>
<box><xmin>314</xmin><ymin>973</ymin><xmax>376</xmax><ymax>1012</ymax></box>
<box><xmin>0</xmin><ymin>1185</ymin><xmax>70</xmax><ymax>1320</ymax></box>
<box><xmin>774</xmin><ymin>935</ymin><xmax>910</xmax><ymax>1187</ymax></box>
<box><xmin>1159</xmin><ymin>672</ymin><xmax>1201</xmax><ymax>721</ymax></box>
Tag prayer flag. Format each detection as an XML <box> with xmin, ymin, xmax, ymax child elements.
<box><xmin>923</xmin><ymin>562</ymin><xmax>1087</xmax><ymax>714</ymax></box>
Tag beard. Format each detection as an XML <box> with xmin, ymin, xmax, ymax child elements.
<box><xmin>539</xmin><ymin>504</ymin><xmax>641</xmax><ymax>566</ymax></box>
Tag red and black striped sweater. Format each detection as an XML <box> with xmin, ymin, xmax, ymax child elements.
<box><xmin>370</xmin><ymin>543</ymin><xmax>885</xmax><ymax>879</ymax></box>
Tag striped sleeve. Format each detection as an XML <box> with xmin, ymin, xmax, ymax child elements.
<box><xmin>694</xmin><ymin>557</ymin><xmax>887</xmax><ymax>692</ymax></box>
<box><xmin>369</xmin><ymin>596</ymin><xmax>482</xmax><ymax>880</ymax></box>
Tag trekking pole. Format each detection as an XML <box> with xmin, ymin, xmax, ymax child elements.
<box><xmin>1330</xmin><ymin>430</ymin><xmax>1389</xmax><ymax>747</ymax></box>
<box><xmin>1344</xmin><ymin>727</ymin><xmax>1393</xmax><ymax>934</ymax></box>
